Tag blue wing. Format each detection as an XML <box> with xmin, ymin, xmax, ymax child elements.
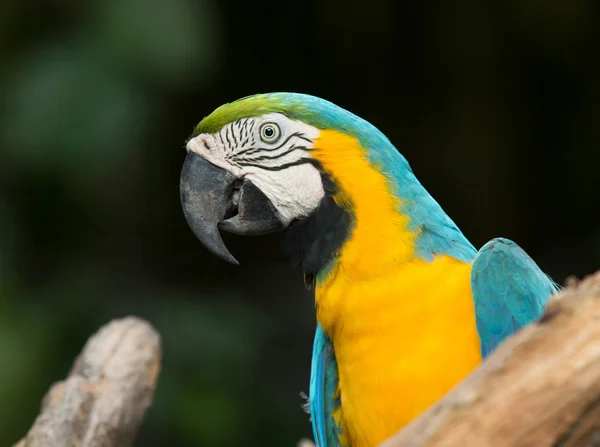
<box><xmin>471</xmin><ymin>237</ymin><xmax>559</xmax><ymax>357</ymax></box>
<box><xmin>309</xmin><ymin>324</ymin><xmax>342</xmax><ymax>447</ymax></box>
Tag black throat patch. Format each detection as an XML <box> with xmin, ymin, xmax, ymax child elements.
<box><xmin>281</xmin><ymin>173</ymin><xmax>354</xmax><ymax>282</ymax></box>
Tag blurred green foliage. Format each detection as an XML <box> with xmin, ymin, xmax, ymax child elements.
<box><xmin>0</xmin><ymin>0</ymin><xmax>599</xmax><ymax>446</ymax></box>
<box><xmin>0</xmin><ymin>0</ymin><xmax>304</xmax><ymax>445</ymax></box>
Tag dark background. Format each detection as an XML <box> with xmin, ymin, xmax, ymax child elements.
<box><xmin>1</xmin><ymin>1</ymin><xmax>599</xmax><ymax>446</ymax></box>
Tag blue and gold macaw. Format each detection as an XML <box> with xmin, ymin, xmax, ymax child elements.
<box><xmin>179</xmin><ymin>93</ymin><xmax>558</xmax><ymax>447</ymax></box>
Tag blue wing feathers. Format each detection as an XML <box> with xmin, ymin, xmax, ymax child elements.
<box><xmin>472</xmin><ymin>237</ymin><xmax>559</xmax><ymax>357</ymax></box>
<box><xmin>309</xmin><ymin>324</ymin><xmax>341</xmax><ymax>447</ymax></box>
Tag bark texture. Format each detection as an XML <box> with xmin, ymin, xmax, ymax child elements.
<box><xmin>14</xmin><ymin>316</ymin><xmax>161</xmax><ymax>447</ymax></box>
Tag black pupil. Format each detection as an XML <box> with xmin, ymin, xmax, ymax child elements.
<box><xmin>264</xmin><ymin>126</ymin><xmax>274</xmax><ymax>138</ymax></box>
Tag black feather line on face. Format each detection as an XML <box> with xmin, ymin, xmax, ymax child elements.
<box><xmin>236</xmin><ymin>158</ymin><xmax>318</xmax><ymax>171</ymax></box>
<box><xmin>239</xmin><ymin>146</ymin><xmax>312</xmax><ymax>163</ymax></box>
<box><xmin>225</xmin><ymin>126</ymin><xmax>234</xmax><ymax>148</ymax></box>
<box><xmin>235</xmin><ymin>132</ymin><xmax>309</xmax><ymax>157</ymax></box>
<box><xmin>281</xmin><ymin>170</ymin><xmax>354</xmax><ymax>277</ymax></box>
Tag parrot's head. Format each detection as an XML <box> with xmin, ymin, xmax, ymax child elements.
<box><xmin>181</xmin><ymin>92</ymin><xmax>474</xmax><ymax>279</ymax></box>
<box><xmin>181</xmin><ymin>92</ymin><xmax>357</xmax><ymax>269</ymax></box>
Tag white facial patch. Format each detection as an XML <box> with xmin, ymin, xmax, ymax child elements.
<box><xmin>187</xmin><ymin>113</ymin><xmax>325</xmax><ymax>226</ymax></box>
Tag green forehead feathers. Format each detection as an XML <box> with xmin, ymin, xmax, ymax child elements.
<box><xmin>195</xmin><ymin>94</ymin><xmax>292</xmax><ymax>135</ymax></box>
<box><xmin>193</xmin><ymin>92</ymin><xmax>388</xmax><ymax>154</ymax></box>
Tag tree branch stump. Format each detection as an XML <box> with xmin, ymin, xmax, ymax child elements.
<box><xmin>381</xmin><ymin>271</ymin><xmax>600</xmax><ymax>447</ymax></box>
<box><xmin>14</xmin><ymin>316</ymin><xmax>161</xmax><ymax>447</ymax></box>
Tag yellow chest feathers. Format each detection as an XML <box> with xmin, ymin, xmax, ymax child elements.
<box><xmin>315</xmin><ymin>256</ymin><xmax>482</xmax><ymax>447</ymax></box>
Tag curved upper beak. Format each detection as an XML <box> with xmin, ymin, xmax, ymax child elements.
<box><xmin>180</xmin><ymin>152</ymin><xmax>239</xmax><ymax>264</ymax></box>
<box><xmin>180</xmin><ymin>152</ymin><xmax>286</xmax><ymax>264</ymax></box>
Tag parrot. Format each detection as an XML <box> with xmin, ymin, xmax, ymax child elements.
<box><xmin>179</xmin><ymin>92</ymin><xmax>558</xmax><ymax>447</ymax></box>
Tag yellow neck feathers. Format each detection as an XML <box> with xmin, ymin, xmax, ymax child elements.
<box><xmin>310</xmin><ymin>130</ymin><xmax>481</xmax><ymax>447</ymax></box>
<box><xmin>312</xmin><ymin>130</ymin><xmax>418</xmax><ymax>282</ymax></box>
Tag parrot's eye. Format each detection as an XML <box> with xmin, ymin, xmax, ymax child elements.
<box><xmin>259</xmin><ymin>123</ymin><xmax>281</xmax><ymax>143</ymax></box>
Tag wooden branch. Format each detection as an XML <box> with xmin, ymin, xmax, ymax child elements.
<box><xmin>381</xmin><ymin>271</ymin><xmax>600</xmax><ymax>447</ymax></box>
<box><xmin>14</xmin><ymin>316</ymin><xmax>162</xmax><ymax>447</ymax></box>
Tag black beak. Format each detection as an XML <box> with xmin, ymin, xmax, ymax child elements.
<box><xmin>180</xmin><ymin>152</ymin><xmax>239</xmax><ymax>264</ymax></box>
<box><xmin>180</xmin><ymin>152</ymin><xmax>285</xmax><ymax>264</ymax></box>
